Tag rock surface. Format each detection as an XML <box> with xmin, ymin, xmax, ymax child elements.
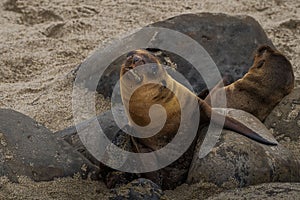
<box><xmin>55</xmin><ymin>110</ymin><xmax>123</xmax><ymax>167</ymax></box>
<box><xmin>110</xmin><ymin>178</ymin><xmax>169</xmax><ymax>200</ymax></box>
<box><xmin>264</xmin><ymin>88</ymin><xmax>300</xmax><ymax>156</ymax></box>
<box><xmin>78</xmin><ymin>13</ymin><xmax>274</xmax><ymax>98</ymax></box>
<box><xmin>0</xmin><ymin>109</ymin><xmax>100</xmax><ymax>182</ymax></box>
<box><xmin>187</xmin><ymin>126</ymin><xmax>300</xmax><ymax>187</ymax></box>
<box><xmin>208</xmin><ymin>182</ymin><xmax>300</xmax><ymax>200</ymax></box>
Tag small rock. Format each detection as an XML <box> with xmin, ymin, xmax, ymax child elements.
<box><xmin>43</xmin><ymin>22</ymin><xmax>66</xmax><ymax>38</ymax></box>
<box><xmin>110</xmin><ymin>178</ymin><xmax>169</xmax><ymax>200</ymax></box>
<box><xmin>3</xmin><ymin>0</ymin><xmax>23</xmax><ymax>13</ymax></box>
<box><xmin>280</xmin><ymin>19</ymin><xmax>300</xmax><ymax>30</ymax></box>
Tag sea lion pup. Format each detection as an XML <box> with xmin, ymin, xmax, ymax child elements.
<box><xmin>205</xmin><ymin>45</ymin><xmax>295</xmax><ymax>121</ymax></box>
<box><xmin>120</xmin><ymin>49</ymin><xmax>277</xmax><ymax>151</ymax></box>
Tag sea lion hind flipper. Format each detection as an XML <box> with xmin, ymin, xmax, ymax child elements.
<box><xmin>222</xmin><ymin>115</ymin><xmax>278</xmax><ymax>145</ymax></box>
<box><xmin>198</xmin><ymin>99</ymin><xmax>278</xmax><ymax>145</ymax></box>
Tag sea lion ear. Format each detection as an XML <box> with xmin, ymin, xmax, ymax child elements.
<box><xmin>256</xmin><ymin>45</ymin><xmax>273</xmax><ymax>55</ymax></box>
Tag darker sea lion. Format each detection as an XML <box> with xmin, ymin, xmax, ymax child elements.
<box><xmin>120</xmin><ymin>49</ymin><xmax>277</xmax><ymax>152</ymax></box>
<box><xmin>205</xmin><ymin>45</ymin><xmax>294</xmax><ymax>121</ymax></box>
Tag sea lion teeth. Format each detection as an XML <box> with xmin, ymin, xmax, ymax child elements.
<box><xmin>129</xmin><ymin>69</ymin><xmax>143</xmax><ymax>83</ymax></box>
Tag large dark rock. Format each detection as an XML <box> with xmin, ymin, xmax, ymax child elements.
<box><xmin>187</xmin><ymin>127</ymin><xmax>300</xmax><ymax>187</ymax></box>
<box><xmin>186</xmin><ymin>109</ymin><xmax>300</xmax><ymax>188</ymax></box>
<box><xmin>0</xmin><ymin>109</ymin><xmax>100</xmax><ymax>182</ymax></box>
<box><xmin>55</xmin><ymin>110</ymin><xmax>123</xmax><ymax>167</ymax></box>
<box><xmin>77</xmin><ymin>13</ymin><xmax>274</xmax><ymax>98</ymax></box>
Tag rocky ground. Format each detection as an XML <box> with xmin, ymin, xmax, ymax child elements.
<box><xmin>0</xmin><ymin>0</ymin><xmax>299</xmax><ymax>199</ymax></box>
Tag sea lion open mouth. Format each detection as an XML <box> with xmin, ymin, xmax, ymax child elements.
<box><xmin>121</xmin><ymin>50</ymin><xmax>163</xmax><ymax>83</ymax></box>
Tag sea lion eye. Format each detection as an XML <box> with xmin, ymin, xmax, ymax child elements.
<box><xmin>133</xmin><ymin>56</ymin><xmax>140</xmax><ymax>64</ymax></box>
<box><xmin>256</xmin><ymin>45</ymin><xmax>274</xmax><ymax>57</ymax></box>
<box><xmin>257</xmin><ymin>60</ymin><xmax>265</xmax><ymax>68</ymax></box>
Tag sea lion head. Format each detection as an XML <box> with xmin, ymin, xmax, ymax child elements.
<box><xmin>120</xmin><ymin>49</ymin><xmax>178</xmax><ymax>130</ymax></box>
<box><xmin>120</xmin><ymin>49</ymin><xmax>169</xmax><ymax>87</ymax></box>
<box><xmin>251</xmin><ymin>45</ymin><xmax>294</xmax><ymax>88</ymax></box>
<box><xmin>252</xmin><ymin>45</ymin><xmax>293</xmax><ymax>71</ymax></box>
<box><xmin>243</xmin><ymin>44</ymin><xmax>295</xmax><ymax>107</ymax></box>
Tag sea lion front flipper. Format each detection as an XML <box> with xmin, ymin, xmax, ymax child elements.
<box><xmin>198</xmin><ymin>99</ymin><xmax>278</xmax><ymax>145</ymax></box>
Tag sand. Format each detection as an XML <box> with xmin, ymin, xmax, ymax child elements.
<box><xmin>0</xmin><ymin>0</ymin><xmax>299</xmax><ymax>199</ymax></box>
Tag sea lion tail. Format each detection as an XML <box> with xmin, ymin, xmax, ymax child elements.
<box><xmin>198</xmin><ymin>99</ymin><xmax>277</xmax><ymax>145</ymax></box>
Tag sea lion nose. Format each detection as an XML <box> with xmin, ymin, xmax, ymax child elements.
<box><xmin>257</xmin><ymin>45</ymin><xmax>272</xmax><ymax>56</ymax></box>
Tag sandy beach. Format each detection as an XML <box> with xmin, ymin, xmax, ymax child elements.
<box><xmin>0</xmin><ymin>0</ymin><xmax>299</xmax><ymax>199</ymax></box>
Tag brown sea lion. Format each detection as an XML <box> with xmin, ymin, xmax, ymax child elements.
<box><xmin>205</xmin><ymin>45</ymin><xmax>294</xmax><ymax>121</ymax></box>
<box><xmin>120</xmin><ymin>49</ymin><xmax>277</xmax><ymax>152</ymax></box>
<box><xmin>104</xmin><ymin>49</ymin><xmax>278</xmax><ymax>190</ymax></box>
